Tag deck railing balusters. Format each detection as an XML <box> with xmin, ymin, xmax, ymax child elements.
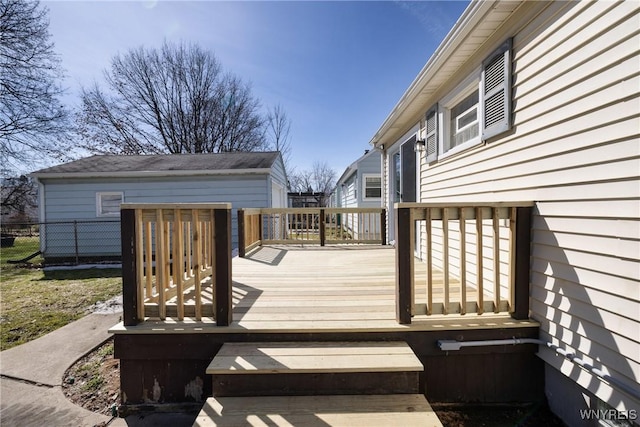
<box><xmin>121</xmin><ymin>203</ymin><xmax>232</xmax><ymax>326</ymax></box>
<box><xmin>493</xmin><ymin>207</ymin><xmax>501</xmax><ymax>313</ymax></box>
<box><xmin>238</xmin><ymin>208</ymin><xmax>386</xmax><ymax>254</ymax></box>
<box><xmin>459</xmin><ymin>207</ymin><xmax>467</xmax><ymax>315</ymax></box>
<box><xmin>174</xmin><ymin>209</ymin><xmax>185</xmax><ymax>320</ymax></box>
<box><xmin>476</xmin><ymin>207</ymin><xmax>484</xmax><ymax>315</ymax></box>
<box><xmin>395</xmin><ymin>202</ymin><xmax>533</xmax><ymax>324</ymax></box>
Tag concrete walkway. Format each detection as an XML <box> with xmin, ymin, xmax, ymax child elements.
<box><xmin>1</xmin><ymin>312</ymin><xmax>198</xmax><ymax>427</ymax></box>
<box><xmin>1</xmin><ymin>313</ymin><xmax>119</xmax><ymax>427</ymax></box>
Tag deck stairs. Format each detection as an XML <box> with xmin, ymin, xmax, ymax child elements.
<box><xmin>193</xmin><ymin>341</ymin><xmax>443</xmax><ymax>426</ymax></box>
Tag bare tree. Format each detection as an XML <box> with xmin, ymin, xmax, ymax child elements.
<box><xmin>0</xmin><ymin>0</ymin><xmax>69</xmax><ymax>171</ymax></box>
<box><xmin>312</xmin><ymin>160</ymin><xmax>336</xmax><ymax>206</ymax></box>
<box><xmin>288</xmin><ymin>161</ymin><xmax>336</xmax><ymax>206</ymax></box>
<box><xmin>1</xmin><ymin>175</ymin><xmax>37</xmax><ymax>221</ymax></box>
<box><xmin>266</xmin><ymin>104</ymin><xmax>292</xmax><ymax>168</ymax></box>
<box><xmin>288</xmin><ymin>169</ymin><xmax>313</xmax><ymax>193</ymax></box>
<box><xmin>77</xmin><ymin>41</ymin><xmax>266</xmax><ymax>155</ymax></box>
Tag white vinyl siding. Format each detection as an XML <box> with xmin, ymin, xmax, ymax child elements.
<box><xmin>414</xmin><ymin>0</ymin><xmax>639</xmax><ymax>415</ymax></box>
<box><xmin>42</xmin><ymin>174</ymin><xmax>272</xmax><ymax>256</ymax></box>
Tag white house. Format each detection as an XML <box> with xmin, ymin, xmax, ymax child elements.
<box><xmin>370</xmin><ymin>1</ymin><xmax>639</xmax><ymax>425</ymax></box>
<box><xmin>333</xmin><ymin>149</ymin><xmax>382</xmax><ymax>239</ymax></box>
<box><xmin>31</xmin><ymin>152</ymin><xmax>287</xmax><ymax>261</ymax></box>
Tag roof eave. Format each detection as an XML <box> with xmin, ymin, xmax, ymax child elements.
<box><xmin>369</xmin><ymin>0</ymin><xmax>506</xmax><ymax>149</ymax></box>
<box><xmin>31</xmin><ymin>168</ymin><xmax>273</xmax><ymax>180</ymax></box>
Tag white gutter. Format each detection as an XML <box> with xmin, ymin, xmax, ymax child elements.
<box><xmin>438</xmin><ymin>339</ymin><xmax>640</xmax><ymax>401</ymax></box>
<box><xmin>31</xmin><ymin>168</ymin><xmax>272</xmax><ymax>180</ymax></box>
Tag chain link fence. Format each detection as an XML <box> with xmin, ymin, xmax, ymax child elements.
<box><xmin>1</xmin><ymin>220</ymin><xmax>121</xmax><ymax>265</ymax></box>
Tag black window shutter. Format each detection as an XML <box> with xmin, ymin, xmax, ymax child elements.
<box><xmin>425</xmin><ymin>104</ymin><xmax>438</xmax><ymax>163</ymax></box>
<box><xmin>482</xmin><ymin>38</ymin><xmax>512</xmax><ymax>141</ymax></box>
<box><xmin>401</xmin><ymin>135</ymin><xmax>416</xmax><ymax>203</ymax></box>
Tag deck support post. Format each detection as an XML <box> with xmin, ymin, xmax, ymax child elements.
<box><xmin>381</xmin><ymin>209</ymin><xmax>387</xmax><ymax>246</ymax></box>
<box><xmin>319</xmin><ymin>209</ymin><xmax>326</xmax><ymax>246</ymax></box>
<box><xmin>214</xmin><ymin>208</ymin><xmax>233</xmax><ymax>326</ymax></box>
<box><xmin>238</xmin><ymin>209</ymin><xmax>246</xmax><ymax>258</ymax></box>
<box><xmin>512</xmin><ymin>206</ymin><xmax>532</xmax><ymax>320</ymax></box>
<box><xmin>121</xmin><ymin>208</ymin><xmax>139</xmax><ymax>326</ymax></box>
<box><xmin>395</xmin><ymin>206</ymin><xmax>414</xmax><ymax>324</ymax></box>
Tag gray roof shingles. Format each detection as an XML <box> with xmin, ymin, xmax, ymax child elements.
<box><xmin>32</xmin><ymin>152</ymin><xmax>280</xmax><ymax>175</ymax></box>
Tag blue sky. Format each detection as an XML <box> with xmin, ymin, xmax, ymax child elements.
<box><xmin>45</xmin><ymin>1</ymin><xmax>469</xmax><ymax>176</ymax></box>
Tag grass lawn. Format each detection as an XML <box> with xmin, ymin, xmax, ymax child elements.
<box><xmin>0</xmin><ymin>236</ymin><xmax>123</xmax><ymax>351</ymax></box>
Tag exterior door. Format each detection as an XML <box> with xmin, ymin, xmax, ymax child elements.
<box><xmin>400</xmin><ymin>135</ymin><xmax>416</xmax><ymax>203</ymax></box>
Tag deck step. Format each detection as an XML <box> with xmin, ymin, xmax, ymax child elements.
<box><xmin>192</xmin><ymin>394</ymin><xmax>443</xmax><ymax>427</ymax></box>
<box><xmin>207</xmin><ymin>341</ymin><xmax>423</xmax><ymax>396</ymax></box>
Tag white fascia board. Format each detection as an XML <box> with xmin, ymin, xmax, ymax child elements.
<box><xmin>369</xmin><ymin>0</ymin><xmax>498</xmax><ymax>149</ymax></box>
<box><xmin>31</xmin><ymin>168</ymin><xmax>272</xmax><ymax>180</ymax></box>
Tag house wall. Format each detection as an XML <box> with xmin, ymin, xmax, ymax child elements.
<box><xmin>383</xmin><ymin>0</ymin><xmax>640</xmax><ymax>422</ymax></box>
<box><xmin>356</xmin><ymin>150</ymin><xmax>382</xmax><ymax>208</ymax></box>
<box><xmin>337</xmin><ymin>151</ymin><xmax>383</xmax><ymax>239</ymax></box>
<box><xmin>268</xmin><ymin>155</ymin><xmax>288</xmax><ymax>209</ymax></box>
<box><xmin>39</xmin><ymin>174</ymin><xmax>271</xmax><ymax>258</ymax></box>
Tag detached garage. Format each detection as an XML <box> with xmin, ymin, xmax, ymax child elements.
<box><xmin>31</xmin><ymin>151</ymin><xmax>287</xmax><ymax>262</ymax></box>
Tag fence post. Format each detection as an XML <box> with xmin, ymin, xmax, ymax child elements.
<box><xmin>214</xmin><ymin>208</ymin><xmax>233</xmax><ymax>326</ymax></box>
<box><xmin>395</xmin><ymin>206</ymin><xmax>414</xmax><ymax>324</ymax></box>
<box><xmin>381</xmin><ymin>209</ymin><xmax>387</xmax><ymax>246</ymax></box>
<box><xmin>319</xmin><ymin>209</ymin><xmax>326</xmax><ymax>246</ymax></box>
<box><xmin>238</xmin><ymin>209</ymin><xmax>246</xmax><ymax>258</ymax></box>
<box><xmin>73</xmin><ymin>220</ymin><xmax>79</xmax><ymax>265</ymax></box>
<box><xmin>512</xmin><ymin>206</ymin><xmax>532</xmax><ymax>320</ymax></box>
<box><xmin>120</xmin><ymin>209</ymin><xmax>139</xmax><ymax>326</ymax></box>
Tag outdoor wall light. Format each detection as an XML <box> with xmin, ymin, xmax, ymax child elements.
<box><xmin>414</xmin><ymin>138</ymin><xmax>426</xmax><ymax>152</ymax></box>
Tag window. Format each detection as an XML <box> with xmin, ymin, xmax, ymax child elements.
<box><xmin>363</xmin><ymin>174</ymin><xmax>381</xmax><ymax>199</ymax></box>
<box><xmin>449</xmin><ymin>90</ymin><xmax>480</xmax><ymax>149</ymax></box>
<box><xmin>96</xmin><ymin>192</ymin><xmax>123</xmax><ymax>217</ymax></box>
<box><xmin>441</xmin><ymin>75</ymin><xmax>481</xmax><ymax>156</ymax></box>
<box><xmin>426</xmin><ymin>38</ymin><xmax>512</xmax><ymax>161</ymax></box>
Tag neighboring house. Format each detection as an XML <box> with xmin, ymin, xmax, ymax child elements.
<box><xmin>369</xmin><ymin>1</ymin><xmax>639</xmax><ymax>426</ymax></box>
<box><xmin>334</xmin><ymin>149</ymin><xmax>382</xmax><ymax>238</ymax></box>
<box><xmin>31</xmin><ymin>152</ymin><xmax>287</xmax><ymax>261</ymax></box>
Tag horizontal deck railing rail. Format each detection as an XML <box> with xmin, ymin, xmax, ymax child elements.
<box><xmin>395</xmin><ymin>202</ymin><xmax>533</xmax><ymax>324</ymax></box>
<box><xmin>120</xmin><ymin>203</ymin><xmax>232</xmax><ymax>326</ymax></box>
<box><xmin>238</xmin><ymin>208</ymin><xmax>386</xmax><ymax>256</ymax></box>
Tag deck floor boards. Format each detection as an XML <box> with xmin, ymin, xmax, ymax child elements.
<box><xmin>112</xmin><ymin>245</ymin><xmax>538</xmax><ymax>334</ymax></box>
<box><xmin>193</xmin><ymin>394</ymin><xmax>443</xmax><ymax>427</ymax></box>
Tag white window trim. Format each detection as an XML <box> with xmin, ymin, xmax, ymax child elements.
<box><xmin>96</xmin><ymin>192</ymin><xmax>124</xmax><ymax>217</ymax></box>
<box><xmin>438</xmin><ymin>68</ymin><xmax>484</xmax><ymax>160</ymax></box>
<box><xmin>362</xmin><ymin>173</ymin><xmax>382</xmax><ymax>201</ymax></box>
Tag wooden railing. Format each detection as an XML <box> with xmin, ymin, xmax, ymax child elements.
<box><xmin>238</xmin><ymin>208</ymin><xmax>386</xmax><ymax>256</ymax></box>
<box><xmin>395</xmin><ymin>202</ymin><xmax>533</xmax><ymax>324</ymax></box>
<box><xmin>120</xmin><ymin>203</ymin><xmax>232</xmax><ymax>326</ymax></box>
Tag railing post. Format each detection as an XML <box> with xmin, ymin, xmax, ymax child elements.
<box><xmin>73</xmin><ymin>220</ymin><xmax>79</xmax><ymax>265</ymax></box>
<box><xmin>395</xmin><ymin>206</ymin><xmax>413</xmax><ymax>324</ymax></box>
<box><xmin>214</xmin><ymin>208</ymin><xmax>233</xmax><ymax>326</ymax></box>
<box><xmin>120</xmin><ymin>208</ymin><xmax>139</xmax><ymax>326</ymax></box>
<box><xmin>512</xmin><ymin>206</ymin><xmax>532</xmax><ymax>320</ymax></box>
<box><xmin>238</xmin><ymin>209</ymin><xmax>246</xmax><ymax>258</ymax></box>
<box><xmin>381</xmin><ymin>209</ymin><xmax>387</xmax><ymax>246</ymax></box>
<box><xmin>319</xmin><ymin>209</ymin><xmax>326</xmax><ymax>246</ymax></box>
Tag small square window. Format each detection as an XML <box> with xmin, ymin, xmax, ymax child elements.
<box><xmin>96</xmin><ymin>192</ymin><xmax>123</xmax><ymax>217</ymax></box>
<box><xmin>363</xmin><ymin>175</ymin><xmax>382</xmax><ymax>199</ymax></box>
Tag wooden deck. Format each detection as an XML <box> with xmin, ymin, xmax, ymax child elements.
<box><xmin>111</xmin><ymin>245</ymin><xmax>536</xmax><ymax>334</ymax></box>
